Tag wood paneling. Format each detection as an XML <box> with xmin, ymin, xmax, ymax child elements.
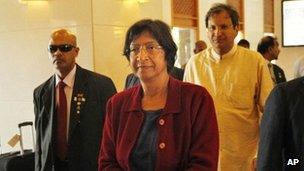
<box><xmin>172</xmin><ymin>0</ymin><xmax>199</xmax><ymax>37</ymax></box>
<box><xmin>264</xmin><ymin>0</ymin><xmax>274</xmax><ymax>33</ymax></box>
<box><xmin>227</xmin><ymin>0</ymin><xmax>244</xmax><ymax>32</ymax></box>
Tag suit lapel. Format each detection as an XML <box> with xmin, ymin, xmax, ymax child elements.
<box><xmin>41</xmin><ymin>76</ymin><xmax>56</xmax><ymax>163</ymax></box>
<box><xmin>42</xmin><ymin>76</ymin><xmax>56</xmax><ymax>122</ymax></box>
<box><xmin>68</xmin><ymin>65</ymin><xmax>89</xmax><ymax>141</ymax></box>
<box><xmin>300</xmin><ymin>78</ymin><xmax>304</xmax><ymax>96</ymax></box>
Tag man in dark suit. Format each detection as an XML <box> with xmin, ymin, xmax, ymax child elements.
<box><xmin>33</xmin><ymin>29</ymin><xmax>116</xmax><ymax>171</ymax></box>
<box><xmin>257</xmin><ymin>76</ymin><xmax>304</xmax><ymax>170</ymax></box>
<box><xmin>257</xmin><ymin>36</ymin><xmax>286</xmax><ymax>84</ymax></box>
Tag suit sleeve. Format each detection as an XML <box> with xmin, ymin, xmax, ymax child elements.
<box><xmin>33</xmin><ymin>90</ymin><xmax>41</xmax><ymax>171</ymax></box>
<box><xmin>186</xmin><ymin>89</ymin><xmax>219</xmax><ymax>171</ymax></box>
<box><xmin>98</xmin><ymin>99</ymin><xmax>123</xmax><ymax>171</ymax></box>
<box><xmin>257</xmin><ymin>86</ymin><xmax>286</xmax><ymax>171</ymax></box>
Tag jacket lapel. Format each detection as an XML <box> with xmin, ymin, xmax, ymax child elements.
<box><xmin>300</xmin><ymin>78</ymin><xmax>304</xmax><ymax>96</ymax></box>
<box><xmin>42</xmin><ymin>76</ymin><xmax>56</xmax><ymax>123</ymax></box>
<box><xmin>41</xmin><ymin>76</ymin><xmax>56</xmax><ymax>165</ymax></box>
<box><xmin>68</xmin><ymin>65</ymin><xmax>88</xmax><ymax>141</ymax></box>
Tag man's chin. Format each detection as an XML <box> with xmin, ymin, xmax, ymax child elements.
<box><xmin>53</xmin><ymin>61</ymin><xmax>65</xmax><ymax>68</ymax></box>
<box><xmin>54</xmin><ymin>65</ymin><xmax>66</xmax><ymax>73</ymax></box>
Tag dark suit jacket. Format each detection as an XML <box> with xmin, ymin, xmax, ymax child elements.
<box><xmin>33</xmin><ymin>65</ymin><xmax>116</xmax><ymax>171</ymax></box>
<box><xmin>257</xmin><ymin>77</ymin><xmax>304</xmax><ymax>171</ymax></box>
<box><xmin>124</xmin><ymin>67</ymin><xmax>184</xmax><ymax>89</ymax></box>
<box><xmin>272</xmin><ymin>64</ymin><xmax>287</xmax><ymax>84</ymax></box>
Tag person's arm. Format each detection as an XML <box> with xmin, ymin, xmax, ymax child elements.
<box><xmin>33</xmin><ymin>90</ymin><xmax>41</xmax><ymax>171</ymax></box>
<box><xmin>186</xmin><ymin>89</ymin><xmax>219</xmax><ymax>171</ymax></box>
<box><xmin>183</xmin><ymin>57</ymin><xmax>195</xmax><ymax>83</ymax></box>
<box><xmin>98</xmin><ymin>99</ymin><xmax>123</xmax><ymax>171</ymax></box>
<box><xmin>257</xmin><ymin>86</ymin><xmax>286</xmax><ymax>171</ymax></box>
<box><xmin>256</xmin><ymin>56</ymin><xmax>273</xmax><ymax>114</ymax></box>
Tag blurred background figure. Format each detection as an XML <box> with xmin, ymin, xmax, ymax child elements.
<box><xmin>294</xmin><ymin>57</ymin><xmax>304</xmax><ymax>78</ymax></box>
<box><xmin>193</xmin><ymin>40</ymin><xmax>207</xmax><ymax>54</ymax></box>
<box><xmin>257</xmin><ymin>36</ymin><xmax>286</xmax><ymax>84</ymax></box>
<box><xmin>258</xmin><ymin>76</ymin><xmax>304</xmax><ymax>170</ymax></box>
<box><xmin>237</xmin><ymin>39</ymin><xmax>250</xmax><ymax>49</ymax></box>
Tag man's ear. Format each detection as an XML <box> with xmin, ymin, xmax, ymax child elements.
<box><xmin>234</xmin><ymin>24</ymin><xmax>239</xmax><ymax>31</ymax></box>
<box><xmin>268</xmin><ymin>47</ymin><xmax>273</xmax><ymax>53</ymax></box>
<box><xmin>233</xmin><ymin>24</ymin><xmax>239</xmax><ymax>36</ymax></box>
<box><xmin>75</xmin><ymin>47</ymin><xmax>80</xmax><ymax>54</ymax></box>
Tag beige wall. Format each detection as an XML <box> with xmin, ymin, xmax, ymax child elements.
<box><xmin>92</xmin><ymin>0</ymin><xmax>167</xmax><ymax>91</ymax></box>
<box><xmin>244</xmin><ymin>0</ymin><xmax>264</xmax><ymax>51</ymax></box>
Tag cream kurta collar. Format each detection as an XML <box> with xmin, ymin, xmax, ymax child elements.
<box><xmin>211</xmin><ymin>44</ymin><xmax>237</xmax><ymax>61</ymax></box>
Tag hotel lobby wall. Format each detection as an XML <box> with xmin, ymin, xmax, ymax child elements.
<box><xmin>0</xmin><ymin>0</ymin><xmax>94</xmax><ymax>153</ymax></box>
<box><xmin>92</xmin><ymin>0</ymin><xmax>169</xmax><ymax>91</ymax></box>
<box><xmin>243</xmin><ymin>0</ymin><xmax>264</xmax><ymax>52</ymax></box>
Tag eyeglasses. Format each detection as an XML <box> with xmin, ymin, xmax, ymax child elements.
<box><xmin>207</xmin><ymin>24</ymin><xmax>234</xmax><ymax>32</ymax></box>
<box><xmin>129</xmin><ymin>43</ymin><xmax>163</xmax><ymax>56</ymax></box>
<box><xmin>48</xmin><ymin>44</ymin><xmax>76</xmax><ymax>53</ymax></box>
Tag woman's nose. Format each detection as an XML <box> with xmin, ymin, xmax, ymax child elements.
<box><xmin>136</xmin><ymin>47</ymin><xmax>149</xmax><ymax>61</ymax></box>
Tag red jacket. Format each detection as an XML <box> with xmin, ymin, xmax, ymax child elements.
<box><xmin>98</xmin><ymin>77</ymin><xmax>219</xmax><ymax>171</ymax></box>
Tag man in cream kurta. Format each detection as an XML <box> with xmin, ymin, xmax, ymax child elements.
<box><xmin>184</xmin><ymin>3</ymin><xmax>273</xmax><ymax>171</ymax></box>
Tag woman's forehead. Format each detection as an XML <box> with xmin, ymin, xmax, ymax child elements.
<box><xmin>132</xmin><ymin>31</ymin><xmax>157</xmax><ymax>43</ymax></box>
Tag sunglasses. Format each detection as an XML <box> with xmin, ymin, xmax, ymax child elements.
<box><xmin>48</xmin><ymin>44</ymin><xmax>76</xmax><ymax>53</ymax></box>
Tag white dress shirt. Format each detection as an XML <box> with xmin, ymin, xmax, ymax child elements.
<box><xmin>55</xmin><ymin>65</ymin><xmax>76</xmax><ymax>139</ymax></box>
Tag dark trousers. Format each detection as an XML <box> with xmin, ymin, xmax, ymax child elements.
<box><xmin>54</xmin><ymin>157</ymin><xmax>68</xmax><ymax>171</ymax></box>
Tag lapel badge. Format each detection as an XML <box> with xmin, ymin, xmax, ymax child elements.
<box><xmin>74</xmin><ymin>93</ymin><xmax>85</xmax><ymax>115</ymax></box>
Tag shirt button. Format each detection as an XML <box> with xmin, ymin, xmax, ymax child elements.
<box><xmin>159</xmin><ymin>143</ymin><xmax>165</xmax><ymax>149</ymax></box>
<box><xmin>159</xmin><ymin>119</ymin><xmax>165</xmax><ymax>125</ymax></box>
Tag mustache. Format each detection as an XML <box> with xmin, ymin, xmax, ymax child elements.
<box><xmin>53</xmin><ymin>58</ymin><xmax>64</xmax><ymax>64</ymax></box>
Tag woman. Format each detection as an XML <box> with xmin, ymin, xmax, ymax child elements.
<box><xmin>98</xmin><ymin>19</ymin><xmax>219</xmax><ymax>171</ymax></box>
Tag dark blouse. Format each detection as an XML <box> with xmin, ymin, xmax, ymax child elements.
<box><xmin>130</xmin><ymin>109</ymin><xmax>163</xmax><ymax>171</ymax></box>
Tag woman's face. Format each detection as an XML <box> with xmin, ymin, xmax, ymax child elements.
<box><xmin>129</xmin><ymin>32</ymin><xmax>168</xmax><ymax>82</ymax></box>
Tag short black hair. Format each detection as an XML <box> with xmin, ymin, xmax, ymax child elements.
<box><xmin>205</xmin><ymin>3</ymin><xmax>239</xmax><ymax>28</ymax></box>
<box><xmin>237</xmin><ymin>39</ymin><xmax>250</xmax><ymax>48</ymax></box>
<box><xmin>123</xmin><ymin>19</ymin><xmax>177</xmax><ymax>72</ymax></box>
<box><xmin>257</xmin><ymin>36</ymin><xmax>277</xmax><ymax>54</ymax></box>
